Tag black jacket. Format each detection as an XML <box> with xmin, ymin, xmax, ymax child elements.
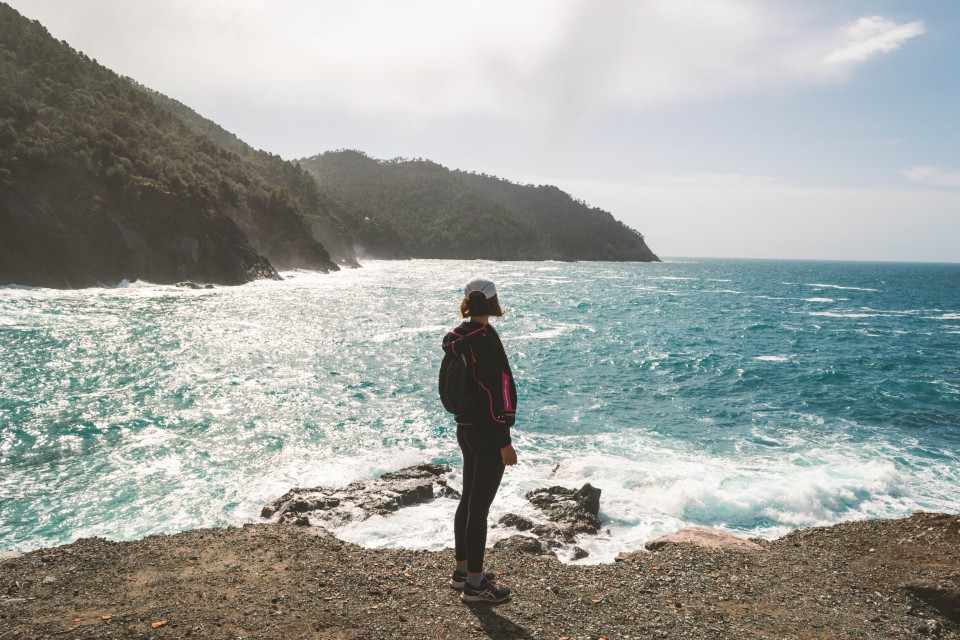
<box><xmin>441</xmin><ymin>321</ymin><xmax>517</xmax><ymax>448</ymax></box>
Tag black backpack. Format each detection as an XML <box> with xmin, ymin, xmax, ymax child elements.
<box><xmin>439</xmin><ymin>351</ymin><xmax>480</xmax><ymax>416</ymax></box>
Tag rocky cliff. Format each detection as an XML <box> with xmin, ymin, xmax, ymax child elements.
<box><xmin>0</xmin><ymin>4</ymin><xmax>337</xmax><ymax>288</ymax></box>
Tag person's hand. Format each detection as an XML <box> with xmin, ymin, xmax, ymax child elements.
<box><xmin>501</xmin><ymin>444</ymin><xmax>517</xmax><ymax>466</ymax></box>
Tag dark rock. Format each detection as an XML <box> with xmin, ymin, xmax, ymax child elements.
<box><xmin>531</xmin><ymin>524</ymin><xmax>555</xmax><ymax>538</ymax></box>
<box><xmin>378</xmin><ymin>463</ymin><xmax>449</xmax><ymax>481</ymax></box>
<box><xmin>499</xmin><ymin>514</ymin><xmax>535</xmax><ymax>532</ymax></box>
<box><xmin>526</xmin><ymin>483</ymin><xmax>602</xmax><ymax>536</ymax></box>
<box><xmin>437</xmin><ymin>485</ymin><xmax>461</xmax><ymax>499</ymax></box>
<box><xmin>260</xmin><ymin>505</ymin><xmax>278</xmax><ymax>519</ymax></box>
<box><xmin>290</xmin><ymin>498</ymin><xmax>325</xmax><ymax>513</ymax></box>
<box><xmin>263</xmin><ymin>464</ymin><xmax>452</xmax><ymax>526</ymax></box>
<box><xmin>571</xmin><ymin>546</ymin><xmax>589</xmax><ymax>560</ymax></box>
<box><xmin>493</xmin><ymin>535</ymin><xmax>544</xmax><ymax>555</ymax></box>
<box><xmin>491</xmin><ymin>483</ymin><xmax>606</xmax><ymax>555</ymax></box>
<box><xmin>394</xmin><ymin>481</ymin><xmax>434</xmax><ymax>506</ymax></box>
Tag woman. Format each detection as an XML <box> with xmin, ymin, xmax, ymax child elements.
<box><xmin>441</xmin><ymin>276</ymin><xmax>517</xmax><ymax>603</ymax></box>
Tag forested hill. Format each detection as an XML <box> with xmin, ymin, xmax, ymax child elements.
<box><xmin>0</xmin><ymin>3</ymin><xmax>657</xmax><ymax>287</ymax></box>
<box><xmin>299</xmin><ymin>151</ymin><xmax>659</xmax><ymax>262</ymax></box>
<box><xmin>0</xmin><ymin>3</ymin><xmax>347</xmax><ymax>288</ymax></box>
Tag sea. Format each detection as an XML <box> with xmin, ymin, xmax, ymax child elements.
<box><xmin>1</xmin><ymin>259</ymin><xmax>958</xmax><ymax>563</ymax></box>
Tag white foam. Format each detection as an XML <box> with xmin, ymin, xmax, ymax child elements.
<box><xmin>508</xmin><ymin>323</ymin><xmax>594</xmax><ymax>341</ymax></box>
<box><xmin>860</xmin><ymin>307</ymin><xmax>921</xmax><ymax>316</ymax></box>
<box><xmin>754</xmin><ymin>355</ymin><xmax>789</xmax><ymax>362</ymax></box>
<box><xmin>337</xmin><ymin>499</ymin><xmax>457</xmax><ymax>550</ymax></box>
<box><xmin>0</xmin><ymin>283</ymin><xmax>39</xmax><ymax>290</ymax></box>
<box><xmin>804</xmin><ymin>298</ymin><xmax>834</xmax><ymax>303</ymax></box>
<box><xmin>637</xmin><ymin>286</ymin><xmax>680</xmax><ymax>294</ymax></box>
<box><xmin>809</xmin><ymin>311</ymin><xmax>878</xmax><ymax>318</ymax></box>
<box><xmin>371</xmin><ymin>324</ymin><xmax>447</xmax><ymax>342</ymax></box>
<box><xmin>514</xmin><ymin>328</ymin><xmax>565</xmax><ymax>339</ymax></box>
<box><xmin>804</xmin><ymin>283</ymin><xmax>879</xmax><ymax>292</ymax></box>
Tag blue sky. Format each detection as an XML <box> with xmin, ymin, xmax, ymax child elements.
<box><xmin>8</xmin><ymin>0</ymin><xmax>960</xmax><ymax>261</ymax></box>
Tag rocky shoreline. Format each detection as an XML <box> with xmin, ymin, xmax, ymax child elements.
<box><xmin>2</xmin><ymin>508</ymin><xmax>958</xmax><ymax>639</ymax></box>
<box><xmin>260</xmin><ymin>464</ymin><xmax>610</xmax><ymax>563</ymax></box>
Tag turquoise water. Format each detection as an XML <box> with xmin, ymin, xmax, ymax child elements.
<box><xmin>1</xmin><ymin>259</ymin><xmax>958</xmax><ymax>562</ymax></box>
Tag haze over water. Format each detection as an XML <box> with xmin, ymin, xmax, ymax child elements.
<box><xmin>2</xmin><ymin>259</ymin><xmax>958</xmax><ymax>562</ymax></box>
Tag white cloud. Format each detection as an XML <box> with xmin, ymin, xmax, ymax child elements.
<box><xmin>9</xmin><ymin>0</ymin><xmax>926</xmax><ymax>124</ymax></box>
<box><xmin>824</xmin><ymin>16</ymin><xmax>924</xmax><ymax>65</ymax></box>
<box><xmin>903</xmin><ymin>166</ymin><xmax>960</xmax><ymax>188</ymax></box>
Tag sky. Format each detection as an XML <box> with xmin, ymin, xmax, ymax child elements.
<box><xmin>8</xmin><ymin>0</ymin><xmax>960</xmax><ymax>262</ymax></box>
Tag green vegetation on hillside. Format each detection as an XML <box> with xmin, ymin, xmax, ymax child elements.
<box><xmin>0</xmin><ymin>3</ymin><xmax>340</xmax><ymax>287</ymax></box>
<box><xmin>301</xmin><ymin>150</ymin><xmax>659</xmax><ymax>262</ymax></box>
<box><xmin>456</xmin><ymin>172</ymin><xmax>658</xmax><ymax>262</ymax></box>
<box><xmin>0</xmin><ymin>3</ymin><xmax>656</xmax><ymax>287</ymax></box>
<box><xmin>300</xmin><ymin>150</ymin><xmax>546</xmax><ymax>259</ymax></box>
<box><xmin>141</xmin><ymin>89</ymin><xmax>359</xmax><ymax>264</ymax></box>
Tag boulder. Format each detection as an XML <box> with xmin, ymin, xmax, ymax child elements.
<box><xmin>614</xmin><ymin>550</ymin><xmax>648</xmax><ymax>563</ymax></box>
<box><xmin>493</xmin><ymin>535</ymin><xmax>545</xmax><ymax>555</ymax></box>
<box><xmin>644</xmin><ymin>526</ymin><xmax>763</xmax><ymax>552</ymax></box>
<box><xmin>495</xmin><ymin>483</ymin><xmax>604</xmax><ymax>553</ymax></box>
<box><xmin>263</xmin><ymin>463</ymin><xmax>454</xmax><ymax>526</ymax></box>
<box><xmin>570</xmin><ymin>546</ymin><xmax>589</xmax><ymax>560</ymax></box>
<box><xmin>526</xmin><ymin>483</ymin><xmax>602</xmax><ymax>537</ymax></box>
<box><xmin>498</xmin><ymin>513</ymin><xmax>535</xmax><ymax>532</ymax></box>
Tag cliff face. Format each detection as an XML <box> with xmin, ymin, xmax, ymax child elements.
<box><xmin>0</xmin><ymin>4</ymin><xmax>337</xmax><ymax>288</ymax></box>
<box><xmin>0</xmin><ymin>167</ymin><xmax>277</xmax><ymax>287</ymax></box>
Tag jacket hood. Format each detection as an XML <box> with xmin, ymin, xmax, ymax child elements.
<box><xmin>442</xmin><ymin>322</ymin><xmax>490</xmax><ymax>357</ymax></box>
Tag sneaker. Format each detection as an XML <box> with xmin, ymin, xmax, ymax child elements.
<box><xmin>449</xmin><ymin>569</ymin><xmax>497</xmax><ymax>590</ymax></box>
<box><xmin>460</xmin><ymin>577</ymin><xmax>511</xmax><ymax>603</ymax></box>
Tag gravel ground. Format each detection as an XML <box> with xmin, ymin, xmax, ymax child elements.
<box><xmin>1</xmin><ymin>512</ymin><xmax>957</xmax><ymax>639</ymax></box>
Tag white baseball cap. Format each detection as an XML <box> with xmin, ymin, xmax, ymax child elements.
<box><xmin>464</xmin><ymin>276</ymin><xmax>497</xmax><ymax>299</ymax></box>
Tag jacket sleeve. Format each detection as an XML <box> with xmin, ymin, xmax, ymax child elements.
<box><xmin>472</xmin><ymin>333</ymin><xmax>516</xmax><ymax>447</ymax></box>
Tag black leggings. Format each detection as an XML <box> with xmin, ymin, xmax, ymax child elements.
<box><xmin>454</xmin><ymin>424</ymin><xmax>506</xmax><ymax>573</ymax></box>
